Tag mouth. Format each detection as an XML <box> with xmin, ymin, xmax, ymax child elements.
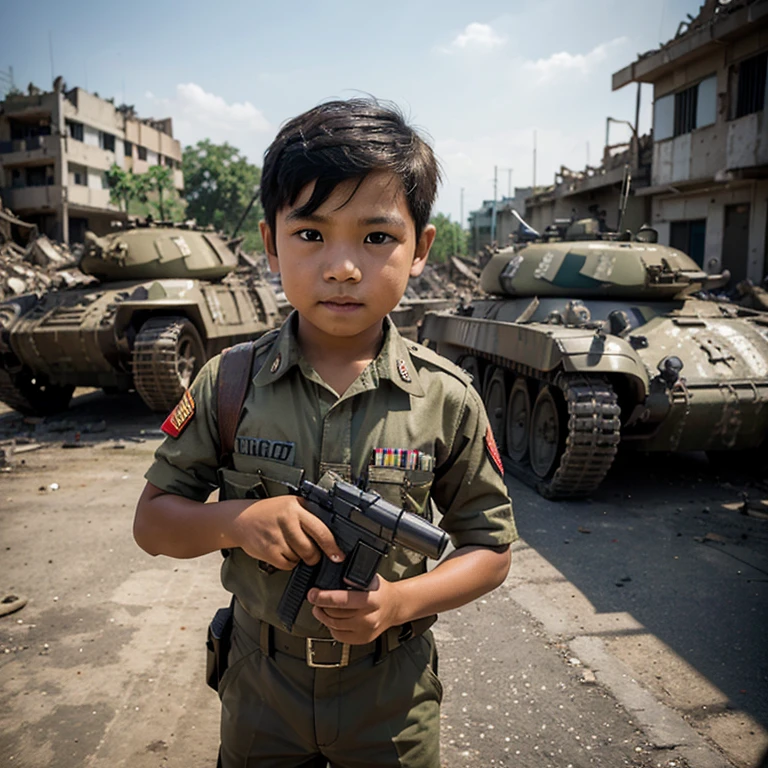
<box><xmin>320</xmin><ymin>297</ymin><xmax>364</xmax><ymax>311</ymax></box>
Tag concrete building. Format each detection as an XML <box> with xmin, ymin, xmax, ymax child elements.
<box><xmin>468</xmin><ymin>186</ymin><xmax>533</xmax><ymax>254</ymax></box>
<box><xmin>0</xmin><ymin>78</ymin><xmax>183</xmax><ymax>243</ymax></box>
<box><xmin>613</xmin><ymin>0</ymin><xmax>768</xmax><ymax>285</ymax></box>
<box><xmin>523</xmin><ymin>129</ymin><xmax>653</xmax><ymax>238</ymax></box>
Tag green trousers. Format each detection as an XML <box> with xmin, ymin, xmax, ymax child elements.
<box><xmin>218</xmin><ymin>613</ymin><xmax>442</xmax><ymax>768</ymax></box>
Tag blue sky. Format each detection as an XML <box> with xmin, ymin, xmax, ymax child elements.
<box><xmin>3</xmin><ymin>0</ymin><xmax>703</xmax><ymax>225</ymax></box>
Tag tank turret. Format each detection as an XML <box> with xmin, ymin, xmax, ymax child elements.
<box><xmin>480</xmin><ymin>241</ymin><xmax>729</xmax><ymax>300</ymax></box>
<box><xmin>80</xmin><ymin>223</ymin><xmax>239</xmax><ymax>281</ymax></box>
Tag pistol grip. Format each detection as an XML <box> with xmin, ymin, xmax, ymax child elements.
<box><xmin>277</xmin><ymin>561</ymin><xmax>319</xmax><ymax>632</ymax></box>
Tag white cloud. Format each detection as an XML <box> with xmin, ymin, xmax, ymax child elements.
<box><xmin>145</xmin><ymin>83</ymin><xmax>272</xmax><ymax>161</ymax></box>
<box><xmin>441</xmin><ymin>22</ymin><xmax>507</xmax><ymax>53</ymax></box>
<box><xmin>524</xmin><ymin>37</ymin><xmax>628</xmax><ymax>82</ymax></box>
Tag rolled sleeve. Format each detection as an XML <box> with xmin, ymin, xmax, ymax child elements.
<box><xmin>432</xmin><ymin>386</ymin><xmax>517</xmax><ymax>549</ymax></box>
<box><xmin>144</xmin><ymin>356</ymin><xmax>222</xmax><ymax>502</ymax></box>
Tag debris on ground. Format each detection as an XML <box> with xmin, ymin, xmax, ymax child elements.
<box><xmin>0</xmin><ymin>594</ymin><xmax>28</xmax><ymax>618</ymax></box>
<box><xmin>0</xmin><ymin>201</ymin><xmax>96</xmax><ymax>300</ymax></box>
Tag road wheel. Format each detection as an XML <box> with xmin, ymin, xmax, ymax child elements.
<box><xmin>529</xmin><ymin>385</ymin><xmax>564</xmax><ymax>479</ymax></box>
<box><xmin>458</xmin><ymin>354</ymin><xmax>482</xmax><ymax>393</ymax></box>
<box><xmin>0</xmin><ymin>367</ymin><xmax>73</xmax><ymax>416</ymax></box>
<box><xmin>132</xmin><ymin>316</ymin><xmax>206</xmax><ymax>412</ymax></box>
<box><xmin>483</xmin><ymin>366</ymin><xmax>507</xmax><ymax>452</ymax></box>
<box><xmin>506</xmin><ymin>377</ymin><xmax>531</xmax><ymax>462</ymax></box>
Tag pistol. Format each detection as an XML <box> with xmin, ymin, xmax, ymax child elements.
<box><xmin>277</xmin><ymin>476</ymin><xmax>449</xmax><ymax>632</ymax></box>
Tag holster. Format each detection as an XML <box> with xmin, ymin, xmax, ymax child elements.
<box><xmin>205</xmin><ymin>597</ymin><xmax>235</xmax><ymax>692</ymax></box>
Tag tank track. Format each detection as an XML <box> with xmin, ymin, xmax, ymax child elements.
<box><xmin>0</xmin><ymin>367</ymin><xmax>36</xmax><ymax>414</ymax></box>
<box><xmin>131</xmin><ymin>318</ymin><xmax>190</xmax><ymax>413</ymax></box>
<box><xmin>505</xmin><ymin>373</ymin><xmax>621</xmax><ymax>499</ymax></box>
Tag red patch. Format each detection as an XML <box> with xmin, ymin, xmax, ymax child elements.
<box><xmin>485</xmin><ymin>424</ymin><xmax>504</xmax><ymax>476</ymax></box>
<box><xmin>161</xmin><ymin>390</ymin><xmax>195</xmax><ymax>437</ymax></box>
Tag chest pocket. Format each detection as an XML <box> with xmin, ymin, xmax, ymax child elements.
<box><xmin>367</xmin><ymin>465</ymin><xmax>435</xmax><ymax>520</ymax></box>
<box><xmin>219</xmin><ymin>459</ymin><xmax>304</xmax><ymax>501</ymax></box>
<box><xmin>367</xmin><ymin>465</ymin><xmax>436</xmax><ymax>572</ymax></box>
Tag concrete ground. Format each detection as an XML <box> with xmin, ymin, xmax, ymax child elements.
<box><xmin>1</xmin><ymin>388</ymin><xmax>766</xmax><ymax>768</ymax></box>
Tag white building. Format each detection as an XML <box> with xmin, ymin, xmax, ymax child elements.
<box><xmin>612</xmin><ymin>0</ymin><xmax>768</xmax><ymax>285</ymax></box>
<box><xmin>0</xmin><ymin>78</ymin><xmax>183</xmax><ymax>243</ymax></box>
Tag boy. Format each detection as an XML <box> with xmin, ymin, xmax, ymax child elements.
<box><xmin>134</xmin><ymin>98</ymin><xmax>517</xmax><ymax>768</ymax></box>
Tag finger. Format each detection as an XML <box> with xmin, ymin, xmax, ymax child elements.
<box><xmin>308</xmin><ymin>588</ymin><xmax>355</xmax><ymax>609</ymax></box>
<box><xmin>298</xmin><ymin>511</ymin><xmax>345</xmax><ymax>564</ymax></box>
<box><xmin>280</xmin><ymin>522</ymin><xmax>323</xmax><ymax>566</ymax></box>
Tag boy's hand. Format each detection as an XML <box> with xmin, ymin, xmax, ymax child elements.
<box><xmin>230</xmin><ymin>497</ymin><xmax>345</xmax><ymax>571</ymax></box>
<box><xmin>307</xmin><ymin>575</ymin><xmax>399</xmax><ymax>645</ymax></box>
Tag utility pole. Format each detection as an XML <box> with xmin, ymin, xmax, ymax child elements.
<box><xmin>490</xmin><ymin>165</ymin><xmax>498</xmax><ymax>246</ymax></box>
<box><xmin>533</xmin><ymin>130</ymin><xmax>538</xmax><ymax>193</ymax></box>
<box><xmin>460</xmin><ymin>187</ymin><xmax>465</xmax><ymax>229</ymax></box>
<box><xmin>0</xmin><ymin>66</ymin><xmax>14</xmax><ymax>98</ymax></box>
<box><xmin>499</xmin><ymin>167</ymin><xmax>513</xmax><ymax>199</ymax></box>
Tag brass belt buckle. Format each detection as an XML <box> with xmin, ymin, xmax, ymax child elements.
<box><xmin>306</xmin><ymin>637</ymin><xmax>351</xmax><ymax>668</ymax></box>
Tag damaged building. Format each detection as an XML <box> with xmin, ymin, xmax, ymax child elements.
<box><xmin>0</xmin><ymin>78</ymin><xmax>183</xmax><ymax>244</ymax></box>
<box><xmin>612</xmin><ymin>0</ymin><xmax>768</xmax><ymax>284</ymax></box>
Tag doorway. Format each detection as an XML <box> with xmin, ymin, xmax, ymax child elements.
<box><xmin>721</xmin><ymin>203</ymin><xmax>750</xmax><ymax>286</ymax></box>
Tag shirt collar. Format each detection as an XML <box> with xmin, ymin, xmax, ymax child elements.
<box><xmin>253</xmin><ymin>311</ymin><xmax>302</xmax><ymax>388</ymax></box>
<box><xmin>253</xmin><ymin>312</ymin><xmax>425</xmax><ymax>397</ymax></box>
<box><xmin>375</xmin><ymin>316</ymin><xmax>426</xmax><ymax>398</ymax></box>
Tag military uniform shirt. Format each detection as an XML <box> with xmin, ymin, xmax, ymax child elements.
<box><xmin>146</xmin><ymin>312</ymin><xmax>517</xmax><ymax>637</ymax></box>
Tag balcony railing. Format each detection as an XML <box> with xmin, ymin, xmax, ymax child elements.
<box><xmin>0</xmin><ymin>135</ymin><xmax>57</xmax><ymax>155</ymax></box>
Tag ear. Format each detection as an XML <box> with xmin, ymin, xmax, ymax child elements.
<box><xmin>260</xmin><ymin>221</ymin><xmax>279</xmax><ymax>273</ymax></box>
<box><xmin>410</xmin><ymin>224</ymin><xmax>436</xmax><ymax>278</ymax></box>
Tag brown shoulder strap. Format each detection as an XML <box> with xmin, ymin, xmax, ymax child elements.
<box><xmin>217</xmin><ymin>342</ymin><xmax>257</xmax><ymax>466</ymax></box>
<box><xmin>216</xmin><ymin>331</ymin><xmax>279</xmax><ymax>466</ymax></box>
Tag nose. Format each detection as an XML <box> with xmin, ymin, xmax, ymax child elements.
<box><xmin>323</xmin><ymin>248</ymin><xmax>362</xmax><ymax>283</ymax></box>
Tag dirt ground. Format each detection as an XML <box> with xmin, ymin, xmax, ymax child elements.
<box><xmin>1</xmin><ymin>388</ymin><xmax>766</xmax><ymax>768</ymax></box>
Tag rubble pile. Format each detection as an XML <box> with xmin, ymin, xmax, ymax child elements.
<box><xmin>404</xmin><ymin>256</ymin><xmax>480</xmax><ymax>300</ymax></box>
<box><xmin>0</xmin><ymin>202</ymin><xmax>93</xmax><ymax>300</ymax></box>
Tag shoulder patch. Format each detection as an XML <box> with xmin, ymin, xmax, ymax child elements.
<box><xmin>485</xmin><ymin>424</ymin><xmax>504</xmax><ymax>477</ymax></box>
<box><xmin>406</xmin><ymin>341</ymin><xmax>473</xmax><ymax>386</ymax></box>
<box><xmin>161</xmin><ymin>390</ymin><xmax>195</xmax><ymax>438</ymax></box>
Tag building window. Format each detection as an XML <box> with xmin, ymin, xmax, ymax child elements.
<box><xmin>67</xmin><ymin>120</ymin><xmax>84</xmax><ymax>141</ymax></box>
<box><xmin>734</xmin><ymin>50</ymin><xmax>767</xmax><ymax>118</ymax></box>
<box><xmin>674</xmin><ymin>85</ymin><xmax>698</xmax><ymax>136</ymax></box>
<box><xmin>100</xmin><ymin>132</ymin><xmax>116</xmax><ymax>152</ymax></box>
<box><xmin>654</xmin><ymin>75</ymin><xmax>716</xmax><ymax>141</ymax></box>
<box><xmin>670</xmin><ymin>219</ymin><xmax>706</xmax><ymax>267</ymax></box>
<box><xmin>124</xmin><ymin>141</ymin><xmax>133</xmax><ymax>158</ymax></box>
<box><xmin>27</xmin><ymin>166</ymin><xmax>52</xmax><ymax>187</ymax></box>
<box><xmin>137</xmin><ymin>145</ymin><xmax>147</xmax><ymax>161</ymax></box>
<box><xmin>101</xmin><ymin>171</ymin><xmax>111</xmax><ymax>190</ymax></box>
<box><xmin>70</xmin><ymin>163</ymin><xmax>87</xmax><ymax>186</ymax></box>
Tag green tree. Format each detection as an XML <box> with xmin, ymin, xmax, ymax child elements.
<box><xmin>106</xmin><ymin>164</ymin><xmax>139</xmax><ymax>212</ymax></box>
<box><xmin>182</xmin><ymin>140</ymin><xmax>262</xmax><ymax>252</ymax></box>
<box><xmin>106</xmin><ymin>163</ymin><xmax>184</xmax><ymax>221</ymax></box>
<box><xmin>138</xmin><ymin>165</ymin><xmax>183</xmax><ymax>221</ymax></box>
<box><xmin>429</xmin><ymin>213</ymin><xmax>467</xmax><ymax>263</ymax></box>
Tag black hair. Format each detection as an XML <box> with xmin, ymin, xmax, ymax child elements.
<box><xmin>260</xmin><ymin>98</ymin><xmax>441</xmax><ymax>238</ymax></box>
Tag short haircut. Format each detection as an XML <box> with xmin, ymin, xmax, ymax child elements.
<box><xmin>260</xmin><ymin>98</ymin><xmax>441</xmax><ymax>238</ymax></box>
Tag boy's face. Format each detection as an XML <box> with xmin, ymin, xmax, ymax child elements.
<box><xmin>261</xmin><ymin>171</ymin><xmax>435</xmax><ymax>346</ymax></box>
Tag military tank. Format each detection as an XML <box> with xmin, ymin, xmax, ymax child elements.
<box><xmin>420</xmin><ymin>233</ymin><xmax>768</xmax><ymax>498</ymax></box>
<box><xmin>0</xmin><ymin>222</ymin><xmax>280</xmax><ymax>415</ymax></box>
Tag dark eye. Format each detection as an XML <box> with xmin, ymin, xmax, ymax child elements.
<box><xmin>298</xmin><ymin>229</ymin><xmax>323</xmax><ymax>242</ymax></box>
<box><xmin>364</xmin><ymin>232</ymin><xmax>393</xmax><ymax>245</ymax></box>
